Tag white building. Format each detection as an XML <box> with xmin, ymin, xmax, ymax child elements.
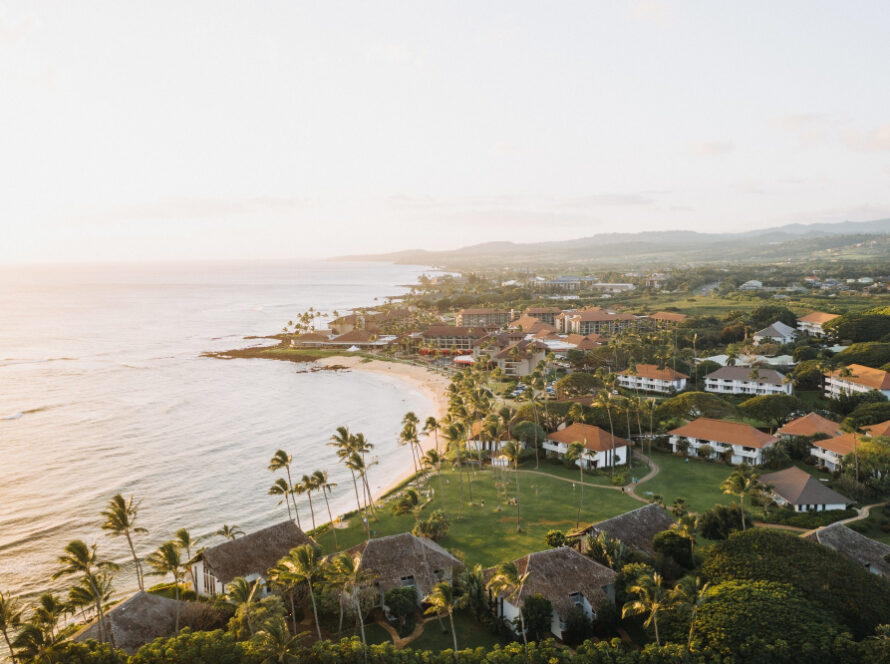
<box><xmin>617</xmin><ymin>363</ymin><xmax>687</xmax><ymax>393</ymax></box>
<box><xmin>543</xmin><ymin>422</ymin><xmax>630</xmax><ymax>468</ymax></box>
<box><xmin>193</xmin><ymin>521</ymin><xmax>315</xmax><ymax>598</ymax></box>
<box><xmin>487</xmin><ymin>547</ymin><xmax>616</xmax><ymax>641</ymax></box>
<box><xmin>796</xmin><ymin>311</ymin><xmax>840</xmax><ymax>337</ymax></box>
<box><xmin>752</xmin><ymin>321</ymin><xmax>797</xmax><ymax>345</ymax></box>
<box><xmin>704</xmin><ymin>365</ymin><xmax>791</xmax><ymax>396</ymax></box>
<box><xmin>759</xmin><ymin>466</ymin><xmax>852</xmax><ymax>512</ymax></box>
<box><xmin>668</xmin><ymin>417</ymin><xmax>778</xmax><ymax>465</ymax></box>
<box><xmin>739</xmin><ymin>280</ymin><xmax>763</xmax><ymax>290</ymax></box>
<box><xmin>810</xmin><ymin>432</ymin><xmax>860</xmax><ymax>472</ymax></box>
<box><xmin>824</xmin><ymin>364</ymin><xmax>890</xmax><ymax>399</ymax></box>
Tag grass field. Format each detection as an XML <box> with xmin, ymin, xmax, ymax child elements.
<box><xmin>408</xmin><ymin>612</ymin><xmax>507</xmax><ymax>652</ymax></box>
<box><xmin>517</xmin><ymin>455</ymin><xmax>649</xmax><ymax>486</ymax></box>
<box><xmin>313</xmin><ymin>467</ymin><xmax>639</xmax><ymax>566</ymax></box>
<box><xmin>640</xmin><ymin>451</ymin><xmax>736</xmax><ymax>513</ymax></box>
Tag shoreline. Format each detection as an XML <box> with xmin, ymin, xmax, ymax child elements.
<box><xmin>206</xmin><ymin>343</ymin><xmax>453</xmax><ymax>532</ymax></box>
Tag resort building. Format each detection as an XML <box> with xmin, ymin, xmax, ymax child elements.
<box><xmin>752</xmin><ymin>321</ymin><xmax>797</xmax><ymax>345</ymax></box>
<box><xmin>342</xmin><ymin>533</ymin><xmax>462</xmax><ymax>610</ymax></box>
<box><xmin>648</xmin><ymin>311</ymin><xmax>688</xmax><ymax>327</ymax></box>
<box><xmin>797</xmin><ymin>311</ymin><xmax>840</xmax><ymax>337</ymax></box>
<box><xmin>739</xmin><ymin>280</ymin><xmax>763</xmax><ymax>291</ymax></box>
<box><xmin>810</xmin><ymin>432</ymin><xmax>861</xmax><ymax>472</ymax></box>
<box><xmin>559</xmin><ymin>308</ymin><xmax>639</xmax><ymax>335</ymax></box>
<box><xmin>704</xmin><ymin>366</ymin><xmax>792</xmax><ymax>396</ymax></box>
<box><xmin>485</xmin><ymin>547</ymin><xmax>617</xmax><ymax>641</ymax></box>
<box><xmin>572</xmin><ymin>504</ymin><xmax>675</xmax><ymax>557</ymax></box>
<box><xmin>804</xmin><ymin>523</ymin><xmax>890</xmax><ymax>578</ymax></box>
<box><xmin>824</xmin><ymin>364</ymin><xmax>890</xmax><ymax>398</ymax></box>
<box><xmin>193</xmin><ymin>521</ymin><xmax>315</xmax><ymax>598</ymax></box>
<box><xmin>777</xmin><ymin>412</ymin><xmax>841</xmax><ymax>439</ymax></box>
<box><xmin>863</xmin><ymin>418</ymin><xmax>890</xmax><ymax>437</ymax></box>
<box><xmin>617</xmin><ymin>364</ymin><xmax>687</xmax><ymax>393</ymax></box>
<box><xmin>455</xmin><ymin>308</ymin><xmax>513</xmax><ymax>327</ymax></box>
<box><xmin>668</xmin><ymin>417</ymin><xmax>778</xmax><ymax>465</ymax></box>
<box><xmin>421</xmin><ymin>325</ymin><xmax>488</xmax><ymax>350</ymax></box>
<box><xmin>759</xmin><ymin>466</ymin><xmax>852</xmax><ymax>512</ymax></box>
<box><xmin>524</xmin><ymin>307</ymin><xmax>562</xmax><ymax>325</ymax></box>
<box><xmin>543</xmin><ymin>422</ymin><xmax>630</xmax><ymax>468</ymax></box>
<box><xmin>467</xmin><ymin>420</ymin><xmax>515</xmax><ymax>454</ymax></box>
<box><xmin>492</xmin><ymin>340</ymin><xmax>548</xmax><ymax>377</ymax></box>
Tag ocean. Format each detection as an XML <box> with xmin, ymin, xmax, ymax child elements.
<box><xmin>0</xmin><ymin>260</ymin><xmax>435</xmax><ymax>602</ymax></box>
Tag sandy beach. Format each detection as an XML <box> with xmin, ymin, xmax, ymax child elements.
<box><xmin>315</xmin><ymin>355</ymin><xmax>452</xmax><ymax>503</ymax></box>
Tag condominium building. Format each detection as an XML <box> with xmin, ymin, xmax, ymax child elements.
<box><xmin>704</xmin><ymin>366</ymin><xmax>791</xmax><ymax>396</ymax></box>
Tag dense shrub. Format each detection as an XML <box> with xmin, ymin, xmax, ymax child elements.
<box><xmin>697</xmin><ymin>504</ymin><xmax>749</xmax><ymax>540</ymax></box>
<box><xmin>651</xmin><ymin>530</ymin><xmax>693</xmax><ymax>568</ymax></box>
<box><xmin>824</xmin><ymin>312</ymin><xmax>890</xmax><ymax>342</ymax></box>
<box><xmin>759</xmin><ymin>505</ymin><xmax>857</xmax><ymax>529</ymax></box>
<box><xmin>835</xmin><ymin>342</ymin><xmax>890</xmax><ymax>368</ymax></box>
<box><xmin>412</xmin><ymin>509</ymin><xmax>449</xmax><ymax>540</ymax></box>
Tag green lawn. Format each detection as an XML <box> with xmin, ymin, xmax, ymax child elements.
<box><xmin>848</xmin><ymin>503</ymin><xmax>890</xmax><ymax>545</ymax></box>
<box><xmin>518</xmin><ymin>455</ymin><xmax>649</xmax><ymax>486</ymax></box>
<box><xmin>408</xmin><ymin>612</ymin><xmax>507</xmax><ymax>652</ymax></box>
<box><xmin>313</xmin><ymin>467</ymin><xmax>639</xmax><ymax>566</ymax></box>
<box><xmin>640</xmin><ymin>450</ymin><xmax>736</xmax><ymax>514</ymax></box>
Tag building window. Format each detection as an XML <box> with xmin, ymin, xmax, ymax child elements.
<box><xmin>400</xmin><ymin>575</ymin><xmax>417</xmax><ymax>588</ymax></box>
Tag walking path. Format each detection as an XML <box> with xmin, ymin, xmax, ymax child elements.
<box><xmin>800</xmin><ymin>501</ymin><xmax>887</xmax><ymax>538</ymax></box>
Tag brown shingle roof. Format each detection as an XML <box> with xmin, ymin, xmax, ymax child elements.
<box><xmin>777</xmin><ymin>413</ymin><xmax>841</xmax><ymax>438</ymax></box>
<box><xmin>73</xmin><ymin>592</ymin><xmax>192</xmax><ymax>653</ymax></box>
<box><xmin>864</xmin><ymin>419</ymin><xmax>890</xmax><ymax>437</ymax></box>
<box><xmin>200</xmin><ymin>521</ymin><xmax>314</xmax><ymax>585</ymax></box>
<box><xmin>294</xmin><ymin>331</ymin><xmax>331</xmax><ymax>342</ymax></box>
<box><xmin>547</xmin><ymin>423</ymin><xmax>631</xmax><ymax>452</ymax></box>
<box><xmin>705</xmin><ymin>365</ymin><xmax>787</xmax><ymax>387</ymax></box>
<box><xmin>668</xmin><ymin>417</ymin><xmax>777</xmax><ymax>449</ymax></box>
<box><xmin>803</xmin><ymin>523</ymin><xmax>890</xmax><ymax>577</ymax></box>
<box><xmin>509</xmin><ymin>315</ymin><xmax>543</xmax><ymax>330</ymax></box>
<box><xmin>798</xmin><ymin>311</ymin><xmax>840</xmax><ymax>324</ymax></box>
<box><xmin>485</xmin><ymin>547</ymin><xmax>617</xmax><ymax>619</ymax></box>
<box><xmin>422</xmin><ymin>325</ymin><xmax>489</xmax><ymax>338</ymax></box>
<box><xmin>812</xmin><ymin>433</ymin><xmax>862</xmax><ymax>456</ymax></box>
<box><xmin>347</xmin><ymin>532</ymin><xmax>462</xmax><ymax>597</ymax></box>
<box><xmin>574</xmin><ymin>504</ymin><xmax>676</xmax><ymax>556</ymax></box>
<box><xmin>332</xmin><ymin>329</ymin><xmax>377</xmax><ymax>343</ymax></box>
<box><xmin>619</xmin><ymin>363</ymin><xmax>688</xmax><ymax>381</ymax></box>
<box><xmin>759</xmin><ymin>466</ymin><xmax>852</xmax><ymax>507</ymax></box>
<box><xmin>829</xmin><ymin>364</ymin><xmax>890</xmax><ymax>390</ymax></box>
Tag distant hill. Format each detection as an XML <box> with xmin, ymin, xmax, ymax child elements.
<box><xmin>334</xmin><ymin>218</ymin><xmax>890</xmax><ymax>267</ymax></box>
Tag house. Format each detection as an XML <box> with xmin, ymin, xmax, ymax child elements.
<box><xmin>524</xmin><ymin>307</ymin><xmax>562</xmax><ymax>325</ymax></box>
<box><xmin>328</xmin><ymin>329</ymin><xmax>396</xmax><ymax>348</ymax></box>
<box><xmin>455</xmin><ymin>308</ymin><xmax>513</xmax><ymax>327</ymax></box>
<box><xmin>739</xmin><ymin>280</ymin><xmax>763</xmax><ymax>290</ymax></box>
<box><xmin>193</xmin><ymin>521</ymin><xmax>315</xmax><ymax>598</ymax></box>
<box><xmin>752</xmin><ymin>321</ymin><xmax>797</xmax><ymax>345</ymax></box>
<box><xmin>467</xmin><ymin>419</ymin><xmax>515</xmax><ymax>453</ymax></box>
<box><xmin>485</xmin><ymin>547</ymin><xmax>617</xmax><ymax>641</ymax></box>
<box><xmin>492</xmin><ymin>340</ymin><xmax>548</xmax><ymax>377</ymax></box>
<box><xmin>588</xmin><ymin>282</ymin><xmax>636</xmax><ymax>293</ymax></box>
<box><xmin>797</xmin><ymin>311</ymin><xmax>840</xmax><ymax>337</ymax></box>
<box><xmin>704</xmin><ymin>365</ymin><xmax>792</xmax><ymax>396</ymax></box>
<box><xmin>343</xmin><ymin>533</ymin><xmax>462</xmax><ymax>609</ymax></box>
<box><xmin>543</xmin><ymin>422</ymin><xmax>630</xmax><ymax>468</ymax></box>
<box><xmin>759</xmin><ymin>466</ymin><xmax>853</xmax><ymax>512</ymax></box>
<box><xmin>776</xmin><ymin>412</ymin><xmax>841</xmax><ymax>439</ymax></box>
<box><xmin>804</xmin><ymin>523</ymin><xmax>890</xmax><ymax>578</ymax></box>
<box><xmin>72</xmin><ymin>591</ymin><xmax>195</xmax><ymax>653</ymax></box>
<box><xmin>810</xmin><ymin>432</ymin><xmax>861</xmax><ymax>472</ymax></box>
<box><xmin>668</xmin><ymin>417</ymin><xmax>778</xmax><ymax>465</ymax></box>
<box><xmin>571</xmin><ymin>504</ymin><xmax>676</xmax><ymax>557</ymax></box>
<box><xmin>824</xmin><ymin>364</ymin><xmax>890</xmax><ymax>398</ymax></box>
<box><xmin>864</xmin><ymin>418</ymin><xmax>890</xmax><ymax>437</ymax></box>
<box><xmin>617</xmin><ymin>364</ymin><xmax>687</xmax><ymax>393</ymax></box>
<box><xmin>421</xmin><ymin>325</ymin><xmax>489</xmax><ymax>350</ymax></box>
<box><xmin>648</xmin><ymin>311</ymin><xmax>688</xmax><ymax>327</ymax></box>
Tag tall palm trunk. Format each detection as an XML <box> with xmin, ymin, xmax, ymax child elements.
<box><xmin>289</xmin><ymin>591</ymin><xmax>297</xmax><ymax>634</ymax></box>
<box><xmin>448</xmin><ymin>610</ymin><xmax>459</xmax><ymax>654</ymax></box>
<box><xmin>2</xmin><ymin>627</ymin><xmax>17</xmax><ymax>664</ymax></box>
<box><xmin>284</xmin><ymin>467</ymin><xmax>301</xmax><ymax>528</ymax></box>
<box><xmin>354</xmin><ymin>590</ymin><xmax>368</xmax><ymax>664</ymax></box>
<box><xmin>124</xmin><ymin>531</ymin><xmax>144</xmax><ymax>591</ymax></box>
<box><xmin>518</xmin><ymin>607</ymin><xmax>530</xmax><ymax>663</ymax></box>
<box><xmin>306</xmin><ymin>491</ymin><xmax>317</xmax><ymax>531</ymax></box>
<box><xmin>308</xmin><ymin>583</ymin><xmax>322</xmax><ymax>640</ymax></box>
<box><xmin>321</xmin><ymin>491</ymin><xmax>339</xmax><ymax>549</ymax></box>
<box><xmin>455</xmin><ymin>462</ymin><xmax>465</xmax><ymax>520</ymax></box>
<box><xmin>605</xmin><ymin>405</ymin><xmax>616</xmax><ymax>476</ymax></box>
<box><xmin>350</xmin><ymin>470</ymin><xmax>370</xmax><ymax>537</ymax></box>
<box><xmin>174</xmin><ymin>583</ymin><xmax>181</xmax><ymax>633</ymax></box>
<box><xmin>576</xmin><ymin>461</ymin><xmax>585</xmax><ymax>527</ymax></box>
<box><xmin>514</xmin><ymin>462</ymin><xmax>521</xmax><ymax>532</ymax></box>
<box><xmin>361</xmin><ymin>473</ymin><xmax>377</xmax><ymax>518</ymax></box>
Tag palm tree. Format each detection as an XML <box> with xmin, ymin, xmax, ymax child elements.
<box><xmin>216</xmin><ymin>524</ymin><xmax>244</xmax><ymax>540</ymax></box>
<box><xmin>32</xmin><ymin>593</ymin><xmax>67</xmax><ymax>644</ymax></box>
<box><xmin>594</xmin><ymin>380</ymin><xmax>618</xmax><ymax>475</ymax></box>
<box><xmin>566</xmin><ymin>441</ymin><xmax>588</xmax><ymax>528</ymax></box>
<box><xmin>313</xmin><ymin>469</ymin><xmax>339</xmax><ymax>550</ymax></box>
<box><xmin>622</xmin><ymin>572</ymin><xmax>669</xmax><ymax>646</ymax></box>
<box><xmin>174</xmin><ymin>528</ymin><xmax>200</xmax><ymax>590</ymax></box>
<box><xmin>400</xmin><ymin>412</ymin><xmax>421</xmax><ymax>474</ymax></box>
<box><xmin>146</xmin><ymin>541</ymin><xmax>186</xmax><ymax>633</ymax></box>
<box><xmin>423</xmin><ymin>416</ymin><xmax>441</xmax><ymax>454</ymax></box>
<box><xmin>269</xmin><ymin>478</ymin><xmax>294</xmax><ymax>522</ymax></box>
<box><xmin>500</xmin><ymin>440</ymin><xmax>523</xmax><ymax>532</ymax></box>
<box><xmin>422</xmin><ymin>449</ymin><xmax>447</xmax><ymax>514</ymax></box>
<box><xmin>326</xmin><ymin>552</ymin><xmax>377</xmax><ymax>664</ymax></box>
<box><xmin>423</xmin><ymin>581</ymin><xmax>468</xmax><ymax>657</ymax></box>
<box><xmin>670</xmin><ymin>576</ymin><xmax>710</xmax><ymax>656</ymax></box>
<box><xmin>487</xmin><ymin>562</ymin><xmax>530</xmax><ymax>662</ymax></box>
<box><xmin>672</xmin><ymin>513</ymin><xmax>698</xmax><ymax>562</ymax></box>
<box><xmin>351</xmin><ymin>433</ymin><xmax>378</xmax><ymax>517</ymax></box>
<box><xmin>0</xmin><ymin>589</ymin><xmax>23</xmax><ymax>663</ymax></box>
<box><xmin>269</xmin><ymin>450</ymin><xmax>301</xmax><ymax>527</ymax></box>
<box><xmin>299</xmin><ymin>474</ymin><xmax>320</xmax><ymax>531</ymax></box>
<box><xmin>53</xmin><ymin>540</ymin><xmax>118</xmax><ymax>647</ymax></box>
<box><xmin>252</xmin><ymin>616</ymin><xmax>303</xmax><ymax>664</ymax></box>
<box><xmin>443</xmin><ymin>422</ymin><xmax>467</xmax><ymax>519</ymax></box>
<box><xmin>720</xmin><ymin>465</ymin><xmax>761</xmax><ymax>530</ymax></box>
<box><xmin>100</xmin><ymin>494</ymin><xmax>148</xmax><ymax>591</ymax></box>
<box><xmin>330</xmin><ymin>427</ymin><xmax>370</xmax><ymax>537</ymax></box>
<box><xmin>67</xmin><ymin>573</ymin><xmax>112</xmax><ymax>626</ymax></box>
<box><xmin>276</xmin><ymin>544</ymin><xmax>324</xmax><ymax>640</ymax></box>
<box><xmin>226</xmin><ymin>577</ymin><xmax>262</xmax><ymax>637</ymax></box>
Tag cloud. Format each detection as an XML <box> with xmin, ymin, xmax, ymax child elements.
<box><xmin>785</xmin><ymin>203</ymin><xmax>890</xmax><ymax>224</ymax></box>
<box><xmin>630</xmin><ymin>0</ymin><xmax>672</xmax><ymax>23</ymax></box>
<box><xmin>691</xmin><ymin>140</ymin><xmax>734</xmax><ymax>157</ymax></box>
<box><xmin>74</xmin><ymin>196</ymin><xmax>316</xmax><ymax>226</ymax></box>
<box><xmin>563</xmin><ymin>193</ymin><xmax>656</xmax><ymax>207</ymax></box>
<box><xmin>845</xmin><ymin>122</ymin><xmax>890</xmax><ymax>152</ymax></box>
<box><xmin>771</xmin><ymin>114</ymin><xmax>830</xmax><ymax>148</ymax></box>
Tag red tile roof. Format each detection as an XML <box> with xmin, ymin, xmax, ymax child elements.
<box><xmin>777</xmin><ymin>413</ymin><xmax>841</xmax><ymax>438</ymax></box>
<box><xmin>811</xmin><ymin>433</ymin><xmax>862</xmax><ymax>456</ymax></box>
<box><xmin>547</xmin><ymin>423</ymin><xmax>631</xmax><ymax>452</ymax></box>
<box><xmin>668</xmin><ymin>417</ymin><xmax>777</xmax><ymax>449</ymax></box>
<box><xmin>828</xmin><ymin>364</ymin><xmax>890</xmax><ymax>390</ymax></box>
<box><xmin>619</xmin><ymin>363</ymin><xmax>688</xmax><ymax>381</ymax></box>
<box><xmin>798</xmin><ymin>311</ymin><xmax>840</xmax><ymax>324</ymax></box>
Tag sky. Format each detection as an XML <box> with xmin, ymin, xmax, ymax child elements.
<box><xmin>2</xmin><ymin>0</ymin><xmax>890</xmax><ymax>264</ymax></box>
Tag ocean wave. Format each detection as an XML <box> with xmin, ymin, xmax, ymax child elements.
<box><xmin>0</xmin><ymin>357</ymin><xmax>77</xmax><ymax>367</ymax></box>
<box><xmin>0</xmin><ymin>406</ymin><xmax>52</xmax><ymax>421</ymax></box>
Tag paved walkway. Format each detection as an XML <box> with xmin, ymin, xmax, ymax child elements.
<box><xmin>626</xmin><ymin>450</ymin><xmax>660</xmax><ymax>503</ymax></box>
<box><xmin>800</xmin><ymin>501</ymin><xmax>887</xmax><ymax>538</ymax></box>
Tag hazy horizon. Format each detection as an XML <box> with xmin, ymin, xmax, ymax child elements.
<box><xmin>3</xmin><ymin>1</ymin><xmax>890</xmax><ymax>264</ymax></box>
